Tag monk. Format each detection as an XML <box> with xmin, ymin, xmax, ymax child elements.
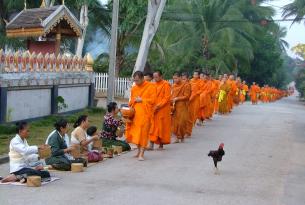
<box><xmin>240</xmin><ymin>80</ymin><xmax>248</xmax><ymax>104</ymax></box>
<box><xmin>214</xmin><ymin>75</ymin><xmax>222</xmax><ymax>113</ymax></box>
<box><xmin>189</xmin><ymin>70</ymin><xmax>202</xmax><ymax>126</ymax></box>
<box><xmin>198</xmin><ymin>73</ymin><xmax>212</xmax><ymax>124</ymax></box>
<box><xmin>181</xmin><ymin>72</ymin><xmax>193</xmax><ymax>137</ymax></box>
<box><xmin>218</xmin><ymin>76</ymin><xmax>231</xmax><ymax>115</ymax></box>
<box><xmin>149</xmin><ymin>70</ymin><xmax>171</xmax><ymax>150</ymax></box>
<box><xmin>208</xmin><ymin>75</ymin><xmax>218</xmax><ymax>118</ymax></box>
<box><xmin>144</xmin><ymin>71</ymin><xmax>153</xmax><ymax>82</ymax></box>
<box><xmin>125</xmin><ymin>71</ymin><xmax>156</xmax><ymax>161</ymax></box>
<box><xmin>234</xmin><ymin>77</ymin><xmax>241</xmax><ymax>106</ymax></box>
<box><xmin>227</xmin><ymin>75</ymin><xmax>237</xmax><ymax>112</ymax></box>
<box><xmin>249</xmin><ymin>82</ymin><xmax>260</xmax><ymax>105</ymax></box>
<box><xmin>171</xmin><ymin>72</ymin><xmax>191</xmax><ymax>143</ymax></box>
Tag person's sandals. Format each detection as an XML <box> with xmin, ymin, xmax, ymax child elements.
<box><xmin>174</xmin><ymin>139</ymin><xmax>180</xmax><ymax>143</ymax></box>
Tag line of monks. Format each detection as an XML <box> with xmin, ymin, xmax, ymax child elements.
<box><xmin>124</xmin><ymin>70</ymin><xmax>287</xmax><ymax>161</ymax></box>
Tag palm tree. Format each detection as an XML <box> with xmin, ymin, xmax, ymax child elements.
<box><xmin>282</xmin><ymin>0</ymin><xmax>305</xmax><ymax>24</ymax></box>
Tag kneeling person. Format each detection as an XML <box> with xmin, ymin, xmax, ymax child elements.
<box><xmin>46</xmin><ymin>119</ymin><xmax>86</xmax><ymax>171</ymax></box>
<box><xmin>6</xmin><ymin>122</ymin><xmax>50</xmax><ymax>182</ymax></box>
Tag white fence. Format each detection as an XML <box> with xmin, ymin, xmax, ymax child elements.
<box><xmin>94</xmin><ymin>73</ymin><xmax>132</xmax><ymax>97</ymax></box>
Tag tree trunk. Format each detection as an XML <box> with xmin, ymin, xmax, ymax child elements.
<box><xmin>76</xmin><ymin>4</ymin><xmax>88</xmax><ymax>57</ymax></box>
<box><xmin>115</xmin><ymin>51</ymin><xmax>124</xmax><ymax>77</ymax></box>
<box><xmin>132</xmin><ymin>0</ymin><xmax>166</xmax><ymax>74</ymax></box>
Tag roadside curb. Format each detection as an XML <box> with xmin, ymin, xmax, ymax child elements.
<box><xmin>0</xmin><ymin>155</ymin><xmax>9</xmax><ymax>164</ymax></box>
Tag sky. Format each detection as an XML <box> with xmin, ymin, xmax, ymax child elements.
<box><xmin>262</xmin><ymin>0</ymin><xmax>304</xmax><ymax>57</ymax></box>
<box><xmin>95</xmin><ymin>0</ymin><xmax>304</xmax><ymax>58</ymax></box>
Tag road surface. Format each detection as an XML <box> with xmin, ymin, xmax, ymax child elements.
<box><xmin>0</xmin><ymin>96</ymin><xmax>304</xmax><ymax>205</ymax></box>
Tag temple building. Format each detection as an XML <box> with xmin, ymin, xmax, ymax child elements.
<box><xmin>6</xmin><ymin>4</ymin><xmax>82</xmax><ymax>56</ymax></box>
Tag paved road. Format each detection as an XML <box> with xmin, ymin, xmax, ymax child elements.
<box><xmin>0</xmin><ymin>96</ymin><xmax>305</xmax><ymax>205</ymax></box>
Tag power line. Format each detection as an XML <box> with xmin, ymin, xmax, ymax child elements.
<box><xmin>262</xmin><ymin>2</ymin><xmax>284</xmax><ymax>9</ymax></box>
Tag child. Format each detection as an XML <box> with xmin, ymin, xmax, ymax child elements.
<box><xmin>86</xmin><ymin>126</ymin><xmax>103</xmax><ymax>162</ymax></box>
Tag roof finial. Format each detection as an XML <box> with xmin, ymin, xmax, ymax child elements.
<box><xmin>24</xmin><ymin>0</ymin><xmax>27</xmax><ymax>10</ymax></box>
<box><xmin>40</xmin><ymin>0</ymin><xmax>46</xmax><ymax>8</ymax></box>
<box><xmin>62</xmin><ymin>0</ymin><xmax>65</xmax><ymax>5</ymax></box>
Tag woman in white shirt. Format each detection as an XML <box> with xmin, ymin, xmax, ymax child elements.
<box><xmin>3</xmin><ymin>122</ymin><xmax>50</xmax><ymax>183</ymax></box>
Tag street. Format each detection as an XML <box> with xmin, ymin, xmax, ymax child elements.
<box><xmin>0</xmin><ymin>96</ymin><xmax>304</xmax><ymax>205</ymax></box>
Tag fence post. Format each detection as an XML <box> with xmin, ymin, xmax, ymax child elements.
<box><xmin>0</xmin><ymin>87</ymin><xmax>8</xmax><ymax>123</ymax></box>
<box><xmin>51</xmin><ymin>85</ymin><xmax>59</xmax><ymax>115</ymax></box>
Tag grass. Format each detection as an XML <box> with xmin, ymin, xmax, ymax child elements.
<box><xmin>0</xmin><ymin>108</ymin><xmax>105</xmax><ymax>156</ymax></box>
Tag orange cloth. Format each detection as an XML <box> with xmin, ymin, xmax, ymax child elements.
<box><xmin>218</xmin><ymin>82</ymin><xmax>230</xmax><ymax>114</ymax></box>
<box><xmin>226</xmin><ymin>80</ymin><xmax>234</xmax><ymax>111</ymax></box>
<box><xmin>149</xmin><ymin>80</ymin><xmax>171</xmax><ymax>145</ymax></box>
<box><xmin>182</xmin><ymin>80</ymin><xmax>193</xmax><ymax>136</ymax></box>
<box><xmin>171</xmin><ymin>82</ymin><xmax>191</xmax><ymax>139</ymax></box>
<box><xmin>189</xmin><ymin>78</ymin><xmax>201</xmax><ymax>124</ymax></box>
<box><xmin>250</xmin><ymin>85</ymin><xmax>260</xmax><ymax>104</ymax></box>
<box><xmin>214</xmin><ymin>80</ymin><xmax>220</xmax><ymax>113</ymax></box>
<box><xmin>125</xmin><ymin>81</ymin><xmax>157</xmax><ymax>148</ymax></box>
<box><xmin>233</xmin><ymin>81</ymin><xmax>241</xmax><ymax>105</ymax></box>
<box><xmin>240</xmin><ymin>84</ymin><xmax>248</xmax><ymax>103</ymax></box>
<box><xmin>199</xmin><ymin>79</ymin><xmax>213</xmax><ymax>120</ymax></box>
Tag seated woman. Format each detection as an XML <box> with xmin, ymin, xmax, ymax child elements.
<box><xmin>2</xmin><ymin>122</ymin><xmax>50</xmax><ymax>183</ymax></box>
<box><xmin>71</xmin><ymin>115</ymin><xmax>101</xmax><ymax>162</ymax></box>
<box><xmin>101</xmin><ymin>102</ymin><xmax>131</xmax><ymax>152</ymax></box>
<box><xmin>45</xmin><ymin>119</ymin><xmax>86</xmax><ymax>171</ymax></box>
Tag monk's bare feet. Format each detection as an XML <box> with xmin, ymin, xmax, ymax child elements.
<box><xmin>157</xmin><ymin>145</ymin><xmax>164</xmax><ymax>150</ymax></box>
<box><xmin>138</xmin><ymin>156</ymin><xmax>145</xmax><ymax>161</ymax></box>
<box><xmin>174</xmin><ymin>139</ymin><xmax>180</xmax><ymax>143</ymax></box>
<box><xmin>181</xmin><ymin>138</ymin><xmax>185</xmax><ymax>143</ymax></box>
<box><xmin>1</xmin><ymin>174</ymin><xmax>17</xmax><ymax>183</ymax></box>
<box><xmin>133</xmin><ymin>153</ymin><xmax>140</xmax><ymax>158</ymax></box>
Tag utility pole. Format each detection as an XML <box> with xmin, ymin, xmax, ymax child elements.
<box><xmin>107</xmin><ymin>0</ymin><xmax>119</xmax><ymax>104</ymax></box>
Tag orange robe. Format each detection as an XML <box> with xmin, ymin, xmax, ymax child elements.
<box><xmin>240</xmin><ymin>84</ymin><xmax>248</xmax><ymax>103</ymax></box>
<box><xmin>218</xmin><ymin>82</ymin><xmax>230</xmax><ymax>114</ymax></box>
<box><xmin>182</xmin><ymin>80</ymin><xmax>193</xmax><ymax>136</ymax></box>
<box><xmin>189</xmin><ymin>78</ymin><xmax>201</xmax><ymax>125</ymax></box>
<box><xmin>171</xmin><ymin>82</ymin><xmax>191</xmax><ymax>139</ymax></box>
<box><xmin>214</xmin><ymin>80</ymin><xmax>220</xmax><ymax>113</ymax></box>
<box><xmin>125</xmin><ymin>81</ymin><xmax>157</xmax><ymax>148</ymax></box>
<box><xmin>208</xmin><ymin>80</ymin><xmax>218</xmax><ymax>118</ymax></box>
<box><xmin>149</xmin><ymin>80</ymin><xmax>171</xmax><ymax>145</ymax></box>
<box><xmin>250</xmin><ymin>85</ymin><xmax>260</xmax><ymax>104</ymax></box>
<box><xmin>233</xmin><ymin>82</ymin><xmax>241</xmax><ymax>105</ymax></box>
<box><xmin>226</xmin><ymin>80</ymin><xmax>236</xmax><ymax>111</ymax></box>
<box><xmin>199</xmin><ymin>80</ymin><xmax>213</xmax><ymax>120</ymax></box>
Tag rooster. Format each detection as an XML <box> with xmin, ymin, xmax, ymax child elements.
<box><xmin>208</xmin><ymin>143</ymin><xmax>225</xmax><ymax>175</ymax></box>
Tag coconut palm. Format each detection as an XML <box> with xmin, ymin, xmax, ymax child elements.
<box><xmin>282</xmin><ymin>0</ymin><xmax>305</xmax><ymax>24</ymax></box>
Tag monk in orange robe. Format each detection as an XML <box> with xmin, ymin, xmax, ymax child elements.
<box><xmin>198</xmin><ymin>73</ymin><xmax>213</xmax><ymax>124</ymax></box>
<box><xmin>234</xmin><ymin>77</ymin><xmax>241</xmax><ymax>106</ymax></box>
<box><xmin>125</xmin><ymin>71</ymin><xmax>156</xmax><ymax>161</ymax></box>
<box><xmin>182</xmin><ymin>72</ymin><xmax>193</xmax><ymax>137</ymax></box>
<box><xmin>189</xmin><ymin>71</ymin><xmax>202</xmax><ymax>125</ymax></box>
<box><xmin>240</xmin><ymin>81</ymin><xmax>248</xmax><ymax>104</ymax></box>
<box><xmin>149</xmin><ymin>70</ymin><xmax>171</xmax><ymax>150</ymax></box>
<box><xmin>208</xmin><ymin>76</ymin><xmax>218</xmax><ymax>118</ymax></box>
<box><xmin>227</xmin><ymin>75</ymin><xmax>237</xmax><ymax>112</ymax></box>
<box><xmin>214</xmin><ymin>75</ymin><xmax>222</xmax><ymax>113</ymax></box>
<box><xmin>171</xmin><ymin>72</ymin><xmax>191</xmax><ymax>143</ymax></box>
<box><xmin>218</xmin><ymin>77</ymin><xmax>231</xmax><ymax>115</ymax></box>
<box><xmin>249</xmin><ymin>82</ymin><xmax>260</xmax><ymax>105</ymax></box>
<box><xmin>144</xmin><ymin>71</ymin><xmax>153</xmax><ymax>82</ymax></box>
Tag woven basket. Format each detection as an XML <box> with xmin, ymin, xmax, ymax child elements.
<box><xmin>27</xmin><ymin>176</ymin><xmax>41</xmax><ymax>187</ymax></box>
